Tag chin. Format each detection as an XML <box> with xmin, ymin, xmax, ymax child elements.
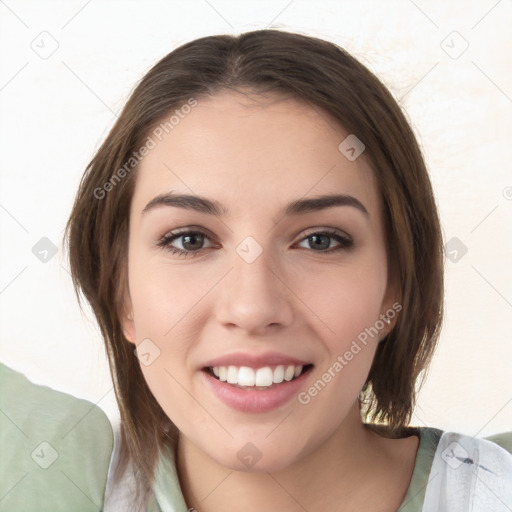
<box><xmin>199</xmin><ymin>434</ymin><xmax>311</xmax><ymax>474</ymax></box>
<box><xmin>219</xmin><ymin>450</ymin><xmax>301</xmax><ymax>474</ymax></box>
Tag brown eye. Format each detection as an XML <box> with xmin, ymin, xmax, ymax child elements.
<box><xmin>156</xmin><ymin>229</ymin><xmax>217</xmax><ymax>257</ymax></box>
<box><xmin>297</xmin><ymin>229</ymin><xmax>354</xmax><ymax>252</ymax></box>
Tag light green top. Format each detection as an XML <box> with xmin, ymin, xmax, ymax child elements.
<box><xmin>0</xmin><ymin>363</ymin><xmax>114</xmax><ymax>512</ymax></box>
<box><xmin>148</xmin><ymin>426</ymin><xmax>512</xmax><ymax>512</ymax></box>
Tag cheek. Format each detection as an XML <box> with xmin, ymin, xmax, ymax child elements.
<box><xmin>295</xmin><ymin>267</ymin><xmax>386</xmax><ymax>424</ymax></box>
<box><xmin>128</xmin><ymin>254</ymin><xmax>212</xmax><ymax>339</ymax></box>
<box><xmin>128</xmin><ymin>258</ymin><xmax>202</xmax><ymax>424</ymax></box>
<box><xmin>138</xmin><ymin>359</ymin><xmax>203</xmax><ymax>439</ymax></box>
<box><xmin>296</xmin><ymin>259</ymin><xmax>387</xmax><ymax>347</ymax></box>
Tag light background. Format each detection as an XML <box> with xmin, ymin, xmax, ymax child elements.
<box><xmin>0</xmin><ymin>0</ymin><xmax>511</xmax><ymax>436</ymax></box>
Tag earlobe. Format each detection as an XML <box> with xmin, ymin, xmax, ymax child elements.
<box><xmin>119</xmin><ymin>298</ymin><xmax>136</xmax><ymax>344</ymax></box>
<box><xmin>377</xmin><ymin>314</ymin><xmax>392</xmax><ymax>343</ymax></box>
<box><xmin>381</xmin><ymin>276</ymin><xmax>402</xmax><ymax>338</ymax></box>
<box><xmin>381</xmin><ymin>317</ymin><xmax>394</xmax><ymax>342</ymax></box>
<box><xmin>379</xmin><ymin>291</ymin><xmax>401</xmax><ymax>342</ymax></box>
<box><xmin>379</xmin><ymin>297</ymin><xmax>401</xmax><ymax>341</ymax></box>
<box><xmin>121</xmin><ymin>311</ymin><xmax>136</xmax><ymax>344</ymax></box>
<box><xmin>118</xmin><ymin>265</ymin><xmax>136</xmax><ymax>344</ymax></box>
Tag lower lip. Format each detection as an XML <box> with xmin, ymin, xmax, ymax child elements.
<box><xmin>201</xmin><ymin>367</ymin><xmax>313</xmax><ymax>413</ymax></box>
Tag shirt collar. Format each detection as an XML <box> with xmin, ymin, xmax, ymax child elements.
<box><xmin>153</xmin><ymin>443</ymin><xmax>189</xmax><ymax>512</ymax></box>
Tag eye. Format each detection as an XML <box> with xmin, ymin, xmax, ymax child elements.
<box><xmin>156</xmin><ymin>229</ymin><xmax>218</xmax><ymax>258</ymax></box>
<box><xmin>156</xmin><ymin>227</ymin><xmax>354</xmax><ymax>258</ymax></box>
<box><xmin>296</xmin><ymin>228</ymin><xmax>354</xmax><ymax>252</ymax></box>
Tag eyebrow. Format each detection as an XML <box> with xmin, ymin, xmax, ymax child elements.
<box><xmin>142</xmin><ymin>192</ymin><xmax>369</xmax><ymax>219</ymax></box>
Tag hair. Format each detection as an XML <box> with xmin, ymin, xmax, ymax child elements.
<box><xmin>63</xmin><ymin>29</ymin><xmax>444</xmax><ymax>507</ymax></box>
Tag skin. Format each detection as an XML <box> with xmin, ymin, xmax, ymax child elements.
<box><xmin>120</xmin><ymin>89</ymin><xmax>419</xmax><ymax>511</ymax></box>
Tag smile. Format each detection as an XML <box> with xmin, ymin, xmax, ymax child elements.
<box><xmin>201</xmin><ymin>364</ymin><xmax>314</xmax><ymax>412</ymax></box>
<box><xmin>206</xmin><ymin>364</ymin><xmax>311</xmax><ymax>388</ymax></box>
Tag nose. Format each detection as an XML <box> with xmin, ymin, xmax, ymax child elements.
<box><xmin>214</xmin><ymin>244</ymin><xmax>294</xmax><ymax>335</ymax></box>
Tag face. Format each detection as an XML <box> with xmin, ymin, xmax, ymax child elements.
<box><xmin>121</xmin><ymin>89</ymin><xmax>397</xmax><ymax>472</ymax></box>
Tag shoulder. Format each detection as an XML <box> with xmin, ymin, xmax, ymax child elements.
<box><xmin>484</xmin><ymin>430</ymin><xmax>512</xmax><ymax>454</ymax></box>
<box><xmin>399</xmin><ymin>426</ymin><xmax>512</xmax><ymax>512</ymax></box>
<box><xmin>422</xmin><ymin>428</ymin><xmax>512</xmax><ymax>511</ymax></box>
<box><xmin>0</xmin><ymin>362</ymin><xmax>114</xmax><ymax>511</ymax></box>
<box><xmin>0</xmin><ymin>362</ymin><xmax>113</xmax><ymax>434</ymax></box>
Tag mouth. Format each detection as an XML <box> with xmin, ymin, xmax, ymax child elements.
<box><xmin>200</xmin><ymin>352</ymin><xmax>315</xmax><ymax>412</ymax></box>
<box><xmin>201</xmin><ymin>363</ymin><xmax>314</xmax><ymax>412</ymax></box>
<box><xmin>202</xmin><ymin>364</ymin><xmax>314</xmax><ymax>390</ymax></box>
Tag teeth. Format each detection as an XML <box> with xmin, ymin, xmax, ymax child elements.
<box><xmin>255</xmin><ymin>367</ymin><xmax>273</xmax><ymax>386</ymax></box>
<box><xmin>227</xmin><ymin>366</ymin><xmax>238</xmax><ymax>384</ymax></box>
<box><xmin>284</xmin><ymin>365</ymin><xmax>295</xmax><ymax>381</ymax></box>
<box><xmin>210</xmin><ymin>364</ymin><xmax>304</xmax><ymax>387</ymax></box>
<box><xmin>238</xmin><ymin>367</ymin><xmax>255</xmax><ymax>386</ymax></box>
<box><xmin>273</xmin><ymin>365</ymin><xmax>285</xmax><ymax>384</ymax></box>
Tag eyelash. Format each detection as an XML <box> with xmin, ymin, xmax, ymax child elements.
<box><xmin>156</xmin><ymin>227</ymin><xmax>354</xmax><ymax>258</ymax></box>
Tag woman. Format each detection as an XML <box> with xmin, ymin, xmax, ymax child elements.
<box><xmin>63</xmin><ymin>29</ymin><xmax>512</xmax><ymax>511</ymax></box>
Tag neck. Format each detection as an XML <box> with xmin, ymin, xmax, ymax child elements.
<box><xmin>175</xmin><ymin>402</ymin><xmax>412</xmax><ymax>512</ymax></box>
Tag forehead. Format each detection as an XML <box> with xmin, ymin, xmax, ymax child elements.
<box><xmin>131</xmin><ymin>90</ymin><xmax>380</xmax><ymax>222</ymax></box>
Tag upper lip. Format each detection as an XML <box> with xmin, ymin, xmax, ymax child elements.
<box><xmin>202</xmin><ymin>351</ymin><xmax>312</xmax><ymax>369</ymax></box>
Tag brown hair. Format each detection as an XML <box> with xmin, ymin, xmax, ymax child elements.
<box><xmin>63</xmin><ymin>29</ymin><xmax>444</xmax><ymax>506</ymax></box>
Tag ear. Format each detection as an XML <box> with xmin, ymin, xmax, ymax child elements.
<box><xmin>379</xmin><ymin>277</ymin><xmax>402</xmax><ymax>340</ymax></box>
<box><xmin>120</xmin><ymin>310</ymin><xmax>135</xmax><ymax>344</ymax></box>
<box><xmin>119</xmin><ymin>295</ymin><xmax>136</xmax><ymax>345</ymax></box>
<box><xmin>117</xmin><ymin>269</ymin><xmax>136</xmax><ymax>344</ymax></box>
<box><xmin>116</xmin><ymin>255</ymin><xmax>136</xmax><ymax>344</ymax></box>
